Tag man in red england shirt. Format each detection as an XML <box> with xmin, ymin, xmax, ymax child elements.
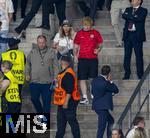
<box><xmin>74</xmin><ymin>17</ymin><xmax>103</xmax><ymax>104</ymax></box>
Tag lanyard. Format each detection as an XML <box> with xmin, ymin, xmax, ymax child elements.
<box><xmin>39</xmin><ymin>47</ymin><xmax>48</xmax><ymax>65</ymax></box>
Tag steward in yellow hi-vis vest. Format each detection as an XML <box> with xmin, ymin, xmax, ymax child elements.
<box><xmin>0</xmin><ymin>60</ymin><xmax>22</xmax><ymax>113</ymax></box>
<box><xmin>4</xmin><ymin>71</ymin><xmax>21</xmax><ymax>103</ymax></box>
<box><xmin>2</xmin><ymin>50</ymin><xmax>25</xmax><ymax>84</ymax></box>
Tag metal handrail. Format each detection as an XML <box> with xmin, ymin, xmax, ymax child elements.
<box><xmin>117</xmin><ymin>63</ymin><xmax>150</xmax><ymax>132</ymax></box>
<box><xmin>124</xmin><ymin>91</ymin><xmax>150</xmax><ymax>136</ymax></box>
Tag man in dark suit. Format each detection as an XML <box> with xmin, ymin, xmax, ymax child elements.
<box><xmin>122</xmin><ymin>0</ymin><xmax>148</xmax><ymax>79</ymax></box>
<box><xmin>91</xmin><ymin>65</ymin><xmax>119</xmax><ymax>138</ymax></box>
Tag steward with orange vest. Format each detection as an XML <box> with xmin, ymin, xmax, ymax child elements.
<box><xmin>54</xmin><ymin>55</ymin><xmax>81</xmax><ymax>138</ymax></box>
<box><xmin>54</xmin><ymin>67</ymin><xmax>80</xmax><ymax>106</ymax></box>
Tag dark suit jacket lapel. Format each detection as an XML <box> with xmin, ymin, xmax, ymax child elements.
<box><xmin>134</xmin><ymin>6</ymin><xmax>141</xmax><ymax>14</ymax></box>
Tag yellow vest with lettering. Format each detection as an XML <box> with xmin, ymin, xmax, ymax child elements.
<box><xmin>4</xmin><ymin>71</ymin><xmax>21</xmax><ymax>103</ymax></box>
<box><xmin>2</xmin><ymin>50</ymin><xmax>25</xmax><ymax>84</ymax></box>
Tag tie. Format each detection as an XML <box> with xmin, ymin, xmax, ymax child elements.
<box><xmin>132</xmin><ymin>8</ymin><xmax>137</xmax><ymax>15</ymax></box>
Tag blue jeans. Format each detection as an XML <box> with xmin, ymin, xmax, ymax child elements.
<box><xmin>0</xmin><ymin>30</ymin><xmax>8</xmax><ymax>55</ymax></box>
<box><xmin>95</xmin><ymin>110</ymin><xmax>114</xmax><ymax>138</ymax></box>
<box><xmin>30</xmin><ymin>83</ymin><xmax>52</xmax><ymax>113</ymax></box>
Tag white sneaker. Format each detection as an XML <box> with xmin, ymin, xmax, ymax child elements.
<box><xmin>80</xmin><ymin>98</ymin><xmax>89</xmax><ymax>105</ymax></box>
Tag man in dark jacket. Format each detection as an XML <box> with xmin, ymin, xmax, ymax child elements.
<box><xmin>122</xmin><ymin>0</ymin><xmax>148</xmax><ymax>79</ymax></box>
<box><xmin>91</xmin><ymin>65</ymin><xmax>119</xmax><ymax>138</ymax></box>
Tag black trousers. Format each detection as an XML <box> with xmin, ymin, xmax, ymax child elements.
<box><xmin>42</xmin><ymin>0</ymin><xmax>66</xmax><ymax>26</ymax></box>
<box><xmin>89</xmin><ymin>0</ymin><xmax>99</xmax><ymax>21</ymax></box>
<box><xmin>15</xmin><ymin>0</ymin><xmax>43</xmax><ymax>33</ymax></box>
<box><xmin>124</xmin><ymin>32</ymin><xmax>144</xmax><ymax>79</ymax></box>
<box><xmin>12</xmin><ymin>0</ymin><xmax>28</xmax><ymax>17</ymax></box>
<box><xmin>95</xmin><ymin>110</ymin><xmax>114</xmax><ymax>138</ymax></box>
<box><xmin>55</xmin><ymin>0</ymin><xmax>66</xmax><ymax>25</ymax></box>
<box><xmin>77</xmin><ymin>1</ymin><xmax>90</xmax><ymax>16</ymax></box>
<box><xmin>97</xmin><ymin>0</ymin><xmax>105</xmax><ymax>9</ymax></box>
<box><xmin>56</xmin><ymin>106</ymin><xmax>80</xmax><ymax>138</ymax></box>
<box><xmin>1</xmin><ymin>96</ymin><xmax>22</xmax><ymax>113</ymax></box>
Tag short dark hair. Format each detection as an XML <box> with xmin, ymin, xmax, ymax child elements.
<box><xmin>60</xmin><ymin>55</ymin><xmax>71</xmax><ymax>63</ymax></box>
<box><xmin>129</xmin><ymin>0</ymin><xmax>143</xmax><ymax>5</ymax></box>
<box><xmin>133</xmin><ymin>116</ymin><xmax>144</xmax><ymax>126</ymax></box>
<box><xmin>101</xmin><ymin>65</ymin><xmax>111</xmax><ymax>76</ymax></box>
<box><xmin>37</xmin><ymin>35</ymin><xmax>47</xmax><ymax>41</ymax></box>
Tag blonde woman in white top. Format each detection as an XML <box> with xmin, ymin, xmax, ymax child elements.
<box><xmin>134</xmin><ymin>127</ymin><xmax>147</xmax><ymax>138</ymax></box>
<box><xmin>52</xmin><ymin>20</ymin><xmax>76</xmax><ymax>60</ymax></box>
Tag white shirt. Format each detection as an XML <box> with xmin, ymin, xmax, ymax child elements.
<box><xmin>0</xmin><ymin>0</ymin><xmax>14</xmax><ymax>31</ymax></box>
<box><xmin>54</xmin><ymin>33</ymin><xmax>75</xmax><ymax>50</ymax></box>
<box><xmin>126</xmin><ymin>126</ymin><xmax>138</xmax><ymax>138</ymax></box>
<box><xmin>129</xmin><ymin>5</ymin><xmax>140</xmax><ymax>31</ymax></box>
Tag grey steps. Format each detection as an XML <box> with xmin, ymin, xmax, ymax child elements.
<box><xmin>50</xmin><ymin>129</ymin><xmax>97</xmax><ymax>138</ymax></box>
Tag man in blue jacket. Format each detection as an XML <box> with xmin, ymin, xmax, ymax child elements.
<box><xmin>91</xmin><ymin>65</ymin><xmax>119</xmax><ymax>138</ymax></box>
<box><xmin>122</xmin><ymin>0</ymin><xmax>148</xmax><ymax>79</ymax></box>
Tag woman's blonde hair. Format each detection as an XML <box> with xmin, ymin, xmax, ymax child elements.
<box><xmin>134</xmin><ymin>127</ymin><xmax>147</xmax><ymax>138</ymax></box>
<box><xmin>59</xmin><ymin>25</ymin><xmax>75</xmax><ymax>40</ymax></box>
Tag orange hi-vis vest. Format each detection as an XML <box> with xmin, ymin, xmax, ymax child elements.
<box><xmin>54</xmin><ymin>67</ymin><xmax>80</xmax><ymax>105</ymax></box>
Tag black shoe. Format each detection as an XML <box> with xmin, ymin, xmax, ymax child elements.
<box><xmin>21</xmin><ymin>13</ymin><xmax>25</xmax><ymax>18</ymax></box>
<box><xmin>122</xmin><ymin>76</ymin><xmax>130</xmax><ymax>80</ymax></box>
<box><xmin>36</xmin><ymin>25</ymin><xmax>50</xmax><ymax>30</ymax></box>
<box><xmin>15</xmin><ymin>27</ymin><xmax>22</xmax><ymax>34</ymax></box>
<box><xmin>138</xmin><ymin>75</ymin><xmax>143</xmax><ymax>80</ymax></box>
<box><xmin>97</xmin><ymin>7</ymin><xmax>103</xmax><ymax>11</ymax></box>
<box><xmin>15</xmin><ymin>29</ymin><xmax>26</xmax><ymax>39</ymax></box>
<box><xmin>21</xmin><ymin>31</ymin><xmax>26</xmax><ymax>39</ymax></box>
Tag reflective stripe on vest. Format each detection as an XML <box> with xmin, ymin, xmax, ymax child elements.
<box><xmin>2</xmin><ymin>50</ymin><xmax>25</xmax><ymax>84</ymax></box>
<box><xmin>5</xmin><ymin>71</ymin><xmax>21</xmax><ymax>103</ymax></box>
<box><xmin>54</xmin><ymin>68</ymin><xmax>80</xmax><ymax>105</ymax></box>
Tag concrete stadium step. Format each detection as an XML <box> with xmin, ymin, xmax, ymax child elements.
<box><xmin>17</xmin><ymin>28</ymin><xmax>150</xmax><ymax>42</ymax></box>
<box><xmin>50</xmin><ymin>104</ymin><xmax>125</xmax><ymax>114</ymax></box>
<box><xmin>98</xmin><ymin>55</ymin><xmax>150</xmax><ymax>64</ymax></box>
<box><xmin>102</xmin><ymin>40</ymin><xmax>150</xmax><ymax>48</ymax></box>
<box><xmin>50</xmin><ymin>104</ymin><xmax>149</xmax><ymax>123</ymax></box>
<box><xmin>50</xmin><ymin>129</ymin><xmax>150</xmax><ymax>138</ymax></box>
<box><xmin>25</xmin><ymin>28</ymin><xmax>52</xmax><ymax>44</ymax></box>
<box><xmin>50</xmin><ymin>129</ymin><xmax>97</xmax><ymax>138</ymax></box>
<box><xmin>50</xmin><ymin>111</ymin><xmax>149</xmax><ymax>133</ymax></box>
<box><xmin>72</xmin><ymin>17</ymin><xmax>150</xmax><ymax>28</ymax></box>
<box><xmin>26</xmin><ymin>130</ymin><xmax>50</xmax><ymax>138</ymax></box>
<box><xmin>98</xmin><ymin>64</ymin><xmax>148</xmax><ymax>73</ymax></box>
<box><xmin>98</xmin><ymin>46</ymin><xmax>150</xmax><ymax>57</ymax></box>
